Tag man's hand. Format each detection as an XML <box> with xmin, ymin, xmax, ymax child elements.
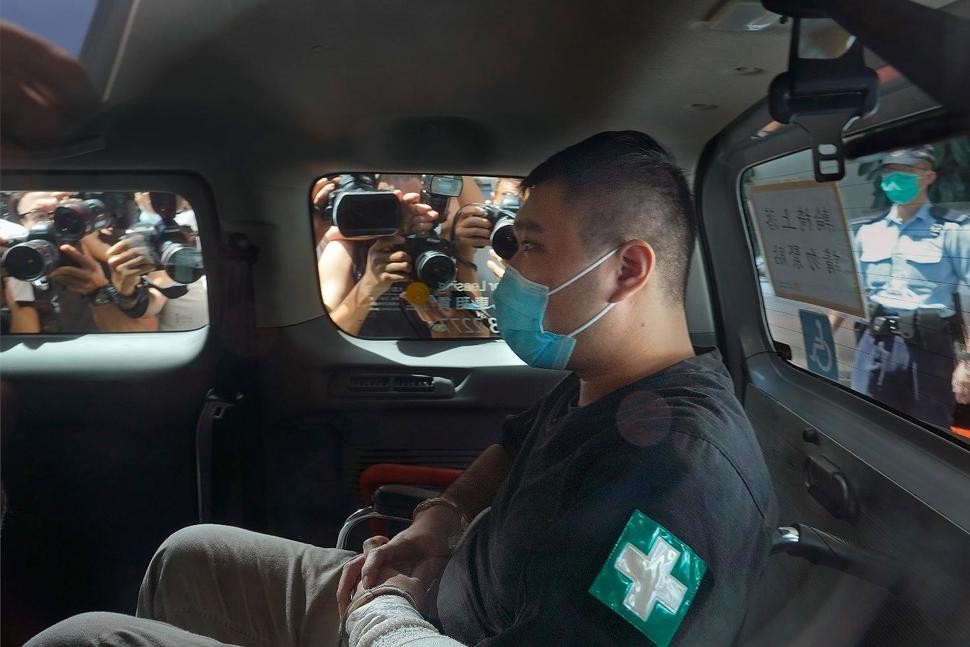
<box><xmin>359</xmin><ymin>235</ymin><xmax>411</xmax><ymax>298</ymax></box>
<box><xmin>48</xmin><ymin>244</ymin><xmax>108</xmax><ymax>295</ymax></box>
<box><xmin>953</xmin><ymin>362</ymin><xmax>970</xmax><ymax>405</ymax></box>
<box><xmin>336</xmin><ymin>505</ymin><xmax>464</xmax><ymax>618</ymax></box>
<box><xmin>106</xmin><ymin>238</ymin><xmax>155</xmax><ymax>297</ymax></box>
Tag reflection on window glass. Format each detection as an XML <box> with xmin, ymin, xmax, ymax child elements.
<box><xmin>313</xmin><ymin>174</ymin><xmax>521</xmax><ymax>340</ymax></box>
<box><xmin>0</xmin><ymin>191</ymin><xmax>208</xmax><ymax>334</ymax></box>
<box><xmin>740</xmin><ymin>136</ymin><xmax>970</xmax><ymax>440</ymax></box>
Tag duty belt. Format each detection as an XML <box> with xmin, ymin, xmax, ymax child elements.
<box><xmin>869</xmin><ymin>308</ymin><xmax>956</xmax><ymax>341</ymax></box>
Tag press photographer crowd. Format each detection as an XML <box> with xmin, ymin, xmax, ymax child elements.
<box><xmin>0</xmin><ymin>191</ymin><xmax>207</xmax><ymax>334</ymax></box>
<box><xmin>0</xmin><ymin>175</ymin><xmax>519</xmax><ymax>338</ymax></box>
<box><xmin>315</xmin><ymin>173</ymin><xmax>519</xmax><ymax>339</ymax></box>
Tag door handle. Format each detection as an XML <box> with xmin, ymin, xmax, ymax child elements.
<box><xmin>804</xmin><ymin>455</ymin><xmax>856</xmax><ymax>519</ymax></box>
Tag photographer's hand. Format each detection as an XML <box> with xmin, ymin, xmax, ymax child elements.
<box><xmin>48</xmin><ymin>244</ymin><xmax>108</xmax><ymax>295</ymax></box>
<box><xmin>323</xmin><ymin>236</ymin><xmax>411</xmax><ymax>336</ymax></box>
<box><xmin>311</xmin><ymin>176</ymin><xmax>341</xmax><ymax>210</ymax></box>
<box><xmin>397</xmin><ymin>191</ymin><xmax>438</xmax><ymax>235</ymax></box>
<box><xmin>106</xmin><ymin>239</ymin><xmax>156</xmax><ymax>297</ymax></box>
<box><xmin>359</xmin><ymin>235</ymin><xmax>410</xmax><ymax>298</ymax></box>
<box><xmin>452</xmin><ymin>205</ymin><xmax>492</xmax><ymax>262</ymax></box>
<box><xmin>486</xmin><ymin>249</ymin><xmax>508</xmax><ymax>280</ymax></box>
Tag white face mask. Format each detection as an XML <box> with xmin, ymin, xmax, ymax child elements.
<box><xmin>492</xmin><ymin>247</ymin><xmax>618</xmax><ymax>369</ymax></box>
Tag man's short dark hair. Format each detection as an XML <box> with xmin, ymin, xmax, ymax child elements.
<box><xmin>521</xmin><ymin>131</ymin><xmax>697</xmax><ymax>303</ymax></box>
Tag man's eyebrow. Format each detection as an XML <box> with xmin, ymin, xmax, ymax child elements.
<box><xmin>513</xmin><ymin>218</ymin><xmax>543</xmax><ymax>233</ymax></box>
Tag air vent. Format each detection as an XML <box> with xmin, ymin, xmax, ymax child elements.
<box><xmin>332</xmin><ymin>373</ymin><xmax>456</xmax><ymax>398</ymax></box>
<box><xmin>347</xmin><ymin>375</ymin><xmax>392</xmax><ymax>392</ymax></box>
<box><xmin>392</xmin><ymin>375</ymin><xmax>435</xmax><ymax>392</ymax></box>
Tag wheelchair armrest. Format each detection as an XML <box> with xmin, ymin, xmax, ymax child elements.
<box><xmin>372</xmin><ymin>484</ymin><xmax>444</xmax><ymax>520</ymax></box>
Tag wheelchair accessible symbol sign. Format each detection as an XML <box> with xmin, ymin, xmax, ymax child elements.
<box><xmin>799</xmin><ymin>309</ymin><xmax>838</xmax><ymax>380</ymax></box>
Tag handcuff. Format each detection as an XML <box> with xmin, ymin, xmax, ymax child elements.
<box><xmin>413</xmin><ymin>497</ymin><xmax>469</xmax><ymax>535</ymax></box>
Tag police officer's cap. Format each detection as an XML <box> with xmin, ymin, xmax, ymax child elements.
<box><xmin>880</xmin><ymin>146</ymin><xmax>937</xmax><ymax>169</ymax></box>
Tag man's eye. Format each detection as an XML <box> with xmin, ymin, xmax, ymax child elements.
<box><xmin>519</xmin><ymin>241</ymin><xmax>539</xmax><ymax>252</ymax></box>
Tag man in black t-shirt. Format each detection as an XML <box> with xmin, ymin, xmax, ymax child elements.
<box><xmin>340</xmin><ymin>131</ymin><xmax>777</xmax><ymax>646</ymax></box>
<box><xmin>28</xmin><ymin>132</ymin><xmax>775</xmax><ymax>647</ymax></box>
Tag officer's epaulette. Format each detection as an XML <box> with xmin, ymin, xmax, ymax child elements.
<box><xmin>929</xmin><ymin>204</ymin><xmax>969</xmax><ymax>223</ymax></box>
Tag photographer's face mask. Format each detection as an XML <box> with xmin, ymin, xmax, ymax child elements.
<box><xmin>493</xmin><ymin>247</ymin><xmax>618</xmax><ymax>370</ymax></box>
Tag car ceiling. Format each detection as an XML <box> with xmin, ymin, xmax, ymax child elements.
<box><xmin>9</xmin><ymin>0</ymin><xmax>959</xmax><ymax>186</ymax></box>
<box><xmin>89</xmin><ymin>0</ymin><xmax>805</xmax><ymax>175</ymax></box>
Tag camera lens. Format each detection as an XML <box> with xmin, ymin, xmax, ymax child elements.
<box><xmin>160</xmin><ymin>243</ymin><xmax>205</xmax><ymax>284</ymax></box>
<box><xmin>2</xmin><ymin>239</ymin><xmax>58</xmax><ymax>281</ymax></box>
<box><xmin>415</xmin><ymin>250</ymin><xmax>456</xmax><ymax>289</ymax></box>
<box><xmin>53</xmin><ymin>199</ymin><xmax>108</xmax><ymax>241</ymax></box>
<box><xmin>490</xmin><ymin>217</ymin><xmax>518</xmax><ymax>260</ymax></box>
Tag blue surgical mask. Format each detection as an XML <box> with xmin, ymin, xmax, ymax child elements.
<box><xmin>493</xmin><ymin>248</ymin><xmax>618</xmax><ymax>370</ymax></box>
<box><xmin>880</xmin><ymin>171</ymin><xmax>921</xmax><ymax>205</ymax></box>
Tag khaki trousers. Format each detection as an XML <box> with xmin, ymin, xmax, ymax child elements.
<box><xmin>25</xmin><ymin>524</ymin><xmax>356</xmax><ymax>647</ymax></box>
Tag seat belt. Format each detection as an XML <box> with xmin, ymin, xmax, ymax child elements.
<box><xmin>196</xmin><ymin>232</ymin><xmax>259</xmax><ymax>523</ymax></box>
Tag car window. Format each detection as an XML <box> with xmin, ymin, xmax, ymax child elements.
<box><xmin>0</xmin><ymin>190</ymin><xmax>208</xmax><ymax>334</ymax></box>
<box><xmin>312</xmin><ymin>174</ymin><xmax>521</xmax><ymax>340</ymax></box>
<box><xmin>740</xmin><ymin>135</ymin><xmax>970</xmax><ymax>439</ymax></box>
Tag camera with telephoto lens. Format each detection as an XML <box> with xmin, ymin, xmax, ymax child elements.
<box><xmin>480</xmin><ymin>193</ymin><xmax>521</xmax><ymax>260</ymax></box>
<box><xmin>317</xmin><ymin>173</ymin><xmax>401</xmax><ymax>238</ymax></box>
<box><xmin>402</xmin><ymin>175</ymin><xmax>463</xmax><ymax>289</ymax></box>
<box><xmin>122</xmin><ymin>192</ymin><xmax>204</xmax><ymax>284</ymax></box>
<box><xmin>1</xmin><ymin>198</ymin><xmax>109</xmax><ymax>281</ymax></box>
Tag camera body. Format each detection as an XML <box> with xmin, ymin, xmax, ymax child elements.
<box><xmin>320</xmin><ymin>173</ymin><xmax>401</xmax><ymax>238</ymax></box>
<box><xmin>481</xmin><ymin>193</ymin><xmax>522</xmax><ymax>260</ymax></box>
<box><xmin>402</xmin><ymin>175</ymin><xmax>465</xmax><ymax>289</ymax></box>
<box><xmin>403</xmin><ymin>234</ymin><xmax>460</xmax><ymax>290</ymax></box>
<box><xmin>73</xmin><ymin>192</ymin><xmax>139</xmax><ymax>236</ymax></box>
<box><xmin>125</xmin><ymin>217</ymin><xmax>204</xmax><ymax>285</ymax></box>
<box><xmin>1</xmin><ymin>198</ymin><xmax>109</xmax><ymax>281</ymax></box>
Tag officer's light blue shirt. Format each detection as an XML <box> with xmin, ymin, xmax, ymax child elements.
<box><xmin>855</xmin><ymin>203</ymin><xmax>970</xmax><ymax>316</ymax></box>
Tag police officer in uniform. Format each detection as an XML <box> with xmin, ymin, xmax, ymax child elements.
<box><xmin>835</xmin><ymin>146</ymin><xmax>970</xmax><ymax>429</ymax></box>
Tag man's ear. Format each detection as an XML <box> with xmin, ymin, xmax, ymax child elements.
<box><xmin>610</xmin><ymin>240</ymin><xmax>654</xmax><ymax>303</ymax></box>
<box><xmin>924</xmin><ymin>169</ymin><xmax>939</xmax><ymax>186</ymax></box>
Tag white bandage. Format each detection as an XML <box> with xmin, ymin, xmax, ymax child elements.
<box><xmin>346</xmin><ymin>594</ymin><xmax>467</xmax><ymax>647</ymax></box>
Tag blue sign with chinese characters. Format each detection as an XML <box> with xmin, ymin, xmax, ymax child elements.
<box><xmin>799</xmin><ymin>309</ymin><xmax>838</xmax><ymax>380</ymax></box>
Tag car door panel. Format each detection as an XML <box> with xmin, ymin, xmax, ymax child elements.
<box><xmin>696</xmin><ymin>89</ymin><xmax>970</xmax><ymax>646</ymax></box>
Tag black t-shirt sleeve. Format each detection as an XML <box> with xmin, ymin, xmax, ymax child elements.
<box><xmin>475</xmin><ymin>493</ymin><xmax>696</xmax><ymax>646</ymax></box>
<box><xmin>482</xmin><ymin>424</ymin><xmax>766</xmax><ymax>646</ymax></box>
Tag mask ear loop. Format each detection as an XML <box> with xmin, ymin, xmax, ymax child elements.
<box><xmin>549</xmin><ymin>247</ymin><xmax>619</xmax><ymax>296</ymax></box>
<box><xmin>567</xmin><ymin>302</ymin><xmax>615</xmax><ymax>337</ymax></box>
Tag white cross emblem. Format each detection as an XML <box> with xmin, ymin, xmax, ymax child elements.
<box><xmin>614</xmin><ymin>539</ymin><xmax>688</xmax><ymax>621</ymax></box>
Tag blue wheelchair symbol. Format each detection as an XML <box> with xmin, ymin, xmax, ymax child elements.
<box><xmin>798</xmin><ymin>310</ymin><xmax>838</xmax><ymax>380</ymax></box>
